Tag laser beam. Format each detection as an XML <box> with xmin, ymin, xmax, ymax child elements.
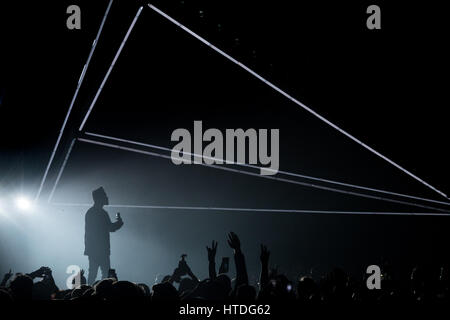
<box><xmin>146</xmin><ymin>3</ymin><xmax>448</xmax><ymax>200</ymax></box>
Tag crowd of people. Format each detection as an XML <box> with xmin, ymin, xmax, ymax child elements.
<box><xmin>1</xmin><ymin>231</ymin><xmax>449</xmax><ymax>303</ymax></box>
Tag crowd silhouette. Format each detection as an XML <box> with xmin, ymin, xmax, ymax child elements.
<box><xmin>1</xmin><ymin>230</ymin><xmax>449</xmax><ymax>303</ymax></box>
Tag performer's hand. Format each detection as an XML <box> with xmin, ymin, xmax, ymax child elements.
<box><xmin>116</xmin><ymin>212</ymin><xmax>123</xmax><ymax>223</ymax></box>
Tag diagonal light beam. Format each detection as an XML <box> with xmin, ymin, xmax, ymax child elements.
<box><xmin>35</xmin><ymin>0</ymin><xmax>114</xmax><ymax>201</ymax></box>
<box><xmin>78</xmin><ymin>6</ymin><xmax>143</xmax><ymax>132</ymax></box>
<box><xmin>77</xmin><ymin>137</ymin><xmax>450</xmax><ymax>213</ymax></box>
<box><xmin>49</xmin><ymin>202</ymin><xmax>450</xmax><ymax>217</ymax></box>
<box><xmin>85</xmin><ymin>131</ymin><xmax>450</xmax><ymax>207</ymax></box>
<box><xmin>47</xmin><ymin>138</ymin><xmax>77</xmax><ymax>203</ymax></box>
<box><xmin>146</xmin><ymin>3</ymin><xmax>448</xmax><ymax>200</ymax></box>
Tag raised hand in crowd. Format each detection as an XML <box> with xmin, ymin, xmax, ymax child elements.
<box><xmin>1</xmin><ymin>269</ymin><xmax>13</xmax><ymax>287</ymax></box>
<box><xmin>227</xmin><ymin>232</ymin><xmax>248</xmax><ymax>291</ymax></box>
<box><xmin>227</xmin><ymin>232</ymin><xmax>241</xmax><ymax>253</ymax></box>
<box><xmin>27</xmin><ymin>266</ymin><xmax>52</xmax><ymax>280</ymax></box>
<box><xmin>206</xmin><ymin>240</ymin><xmax>218</xmax><ymax>280</ymax></box>
<box><xmin>260</xmin><ymin>244</ymin><xmax>270</xmax><ymax>291</ymax></box>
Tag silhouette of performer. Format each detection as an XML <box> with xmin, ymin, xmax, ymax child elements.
<box><xmin>84</xmin><ymin>187</ymin><xmax>123</xmax><ymax>284</ymax></box>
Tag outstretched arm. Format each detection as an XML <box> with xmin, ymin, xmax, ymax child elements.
<box><xmin>109</xmin><ymin>212</ymin><xmax>123</xmax><ymax>232</ymax></box>
<box><xmin>179</xmin><ymin>256</ymin><xmax>199</xmax><ymax>283</ymax></box>
<box><xmin>228</xmin><ymin>232</ymin><xmax>248</xmax><ymax>291</ymax></box>
<box><xmin>27</xmin><ymin>266</ymin><xmax>51</xmax><ymax>280</ymax></box>
<box><xmin>42</xmin><ymin>268</ymin><xmax>59</xmax><ymax>295</ymax></box>
<box><xmin>168</xmin><ymin>258</ymin><xmax>199</xmax><ymax>284</ymax></box>
<box><xmin>186</xmin><ymin>264</ymin><xmax>199</xmax><ymax>283</ymax></box>
<box><xmin>168</xmin><ymin>267</ymin><xmax>182</xmax><ymax>284</ymax></box>
<box><xmin>206</xmin><ymin>240</ymin><xmax>218</xmax><ymax>280</ymax></box>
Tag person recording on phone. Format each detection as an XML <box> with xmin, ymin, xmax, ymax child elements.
<box><xmin>84</xmin><ymin>187</ymin><xmax>124</xmax><ymax>284</ymax></box>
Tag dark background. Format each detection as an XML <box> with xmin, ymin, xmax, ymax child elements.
<box><xmin>0</xmin><ymin>1</ymin><xmax>449</xmax><ymax>287</ymax></box>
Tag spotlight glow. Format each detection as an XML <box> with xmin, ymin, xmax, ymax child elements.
<box><xmin>15</xmin><ymin>196</ymin><xmax>32</xmax><ymax>211</ymax></box>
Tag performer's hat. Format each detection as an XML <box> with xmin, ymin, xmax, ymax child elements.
<box><xmin>92</xmin><ymin>186</ymin><xmax>106</xmax><ymax>199</ymax></box>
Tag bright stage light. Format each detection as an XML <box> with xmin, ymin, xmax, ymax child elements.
<box><xmin>15</xmin><ymin>196</ymin><xmax>32</xmax><ymax>211</ymax></box>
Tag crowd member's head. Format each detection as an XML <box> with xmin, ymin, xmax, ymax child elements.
<box><xmin>32</xmin><ymin>281</ymin><xmax>56</xmax><ymax>300</ymax></box>
<box><xmin>0</xmin><ymin>289</ymin><xmax>13</xmax><ymax>302</ymax></box>
<box><xmin>215</xmin><ymin>274</ymin><xmax>232</xmax><ymax>296</ymax></box>
<box><xmin>267</xmin><ymin>274</ymin><xmax>296</xmax><ymax>300</ymax></box>
<box><xmin>110</xmin><ymin>281</ymin><xmax>145</xmax><ymax>300</ymax></box>
<box><xmin>296</xmin><ymin>276</ymin><xmax>317</xmax><ymax>301</ymax></box>
<box><xmin>151</xmin><ymin>282</ymin><xmax>179</xmax><ymax>301</ymax></box>
<box><xmin>179</xmin><ymin>277</ymin><xmax>197</xmax><ymax>296</ymax></box>
<box><xmin>138</xmin><ymin>283</ymin><xmax>151</xmax><ymax>296</ymax></box>
<box><xmin>236</xmin><ymin>284</ymin><xmax>256</xmax><ymax>301</ymax></box>
<box><xmin>71</xmin><ymin>284</ymin><xmax>91</xmax><ymax>299</ymax></box>
<box><xmin>93</xmin><ymin>278</ymin><xmax>115</xmax><ymax>300</ymax></box>
<box><xmin>198</xmin><ymin>278</ymin><xmax>231</xmax><ymax>301</ymax></box>
<box><xmin>8</xmin><ymin>274</ymin><xmax>33</xmax><ymax>301</ymax></box>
